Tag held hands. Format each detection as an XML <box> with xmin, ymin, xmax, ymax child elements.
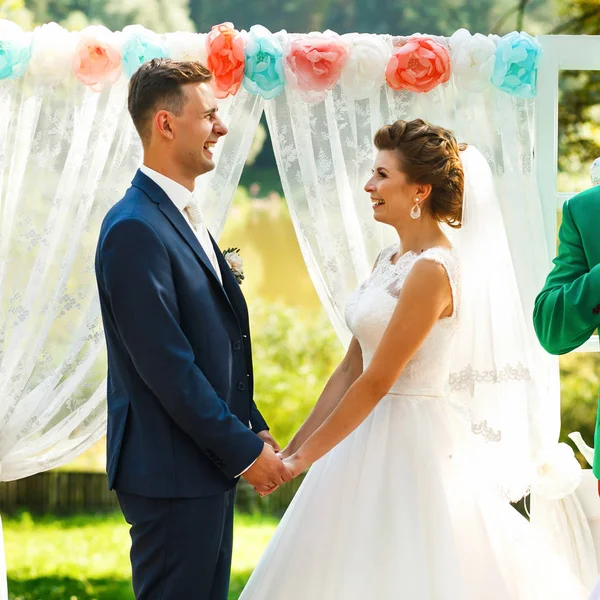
<box><xmin>282</xmin><ymin>453</ymin><xmax>307</xmax><ymax>480</ymax></box>
<box><xmin>258</xmin><ymin>452</ymin><xmax>309</xmax><ymax>497</ymax></box>
<box><xmin>257</xmin><ymin>430</ymin><xmax>281</xmax><ymax>452</ymax></box>
<box><xmin>242</xmin><ymin>441</ymin><xmax>291</xmax><ymax>494</ymax></box>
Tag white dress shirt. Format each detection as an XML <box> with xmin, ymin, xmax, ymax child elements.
<box><xmin>140</xmin><ymin>165</ymin><xmax>256</xmax><ymax>477</ymax></box>
<box><xmin>140</xmin><ymin>165</ymin><xmax>222</xmax><ymax>284</ymax></box>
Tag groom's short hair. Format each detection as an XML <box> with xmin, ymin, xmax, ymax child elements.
<box><xmin>128</xmin><ymin>58</ymin><xmax>213</xmax><ymax>145</ymax></box>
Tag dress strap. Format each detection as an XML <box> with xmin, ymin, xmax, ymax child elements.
<box><xmin>415</xmin><ymin>248</ymin><xmax>460</xmax><ymax>319</ymax></box>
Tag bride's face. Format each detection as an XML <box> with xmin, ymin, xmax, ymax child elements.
<box><xmin>364</xmin><ymin>150</ymin><xmax>423</xmax><ymax>225</ymax></box>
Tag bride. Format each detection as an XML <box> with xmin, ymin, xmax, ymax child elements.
<box><xmin>239</xmin><ymin>119</ymin><xmax>589</xmax><ymax>599</ymax></box>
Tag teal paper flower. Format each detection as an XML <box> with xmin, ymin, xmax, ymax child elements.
<box><xmin>0</xmin><ymin>29</ymin><xmax>31</xmax><ymax>80</ymax></box>
<box><xmin>121</xmin><ymin>25</ymin><xmax>168</xmax><ymax>79</ymax></box>
<box><xmin>243</xmin><ymin>25</ymin><xmax>285</xmax><ymax>99</ymax></box>
<box><xmin>491</xmin><ymin>31</ymin><xmax>542</xmax><ymax>98</ymax></box>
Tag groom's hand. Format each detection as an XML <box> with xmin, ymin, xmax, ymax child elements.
<box><xmin>257</xmin><ymin>430</ymin><xmax>281</xmax><ymax>452</ymax></box>
<box><xmin>242</xmin><ymin>442</ymin><xmax>291</xmax><ymax>493</ymax></box>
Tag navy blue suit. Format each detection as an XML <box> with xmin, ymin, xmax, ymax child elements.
<box><xmin>95</xmin><ymin>170</ymin><xmax>267</xmax><ymax>599</ymax></box>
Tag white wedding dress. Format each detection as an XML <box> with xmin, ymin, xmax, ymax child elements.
<box><xmin>239</xmin><ymin>245</ymin><xmax>588</xmax><ymax>600</ymax></box>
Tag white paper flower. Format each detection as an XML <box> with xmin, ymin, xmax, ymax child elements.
<box><xmin>340</xmin><ymin>33</ymin><xmax>390</xmax><ymax>100</ymax></box>
<box><xmin>449</xmin><ymin>28</ymin><xmax>496</xmax><ymax>93</ymax></box>
<box><xmin>225</xmin><ymin>251</ymin><xmax>243</xmax><ymax>273</ymax></box>
<box><xmin>164</xmin><ymin>32</ymin><xmax>208</xmax><ymax>64</ymax></box>
<box><xmin>0</xmin><ymin>18</ymin><xmax>26</xmax><ymax>39</ymax></box>
<box><xmin>223</xmin><ymin>248</ymin><xmax>244</xmax><ymax>283</ymax></box>
<box><xmin>29</xmin><ymin>22</ymin><xmax>76</xmax><ymax>81</ymax></box>
<box><xmin>531</xmin><ymin>442</ymin><xmax>582</xmax><ymax>500</ymax></box>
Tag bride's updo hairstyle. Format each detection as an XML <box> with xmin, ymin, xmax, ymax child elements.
<box><xmin>374</xmin><ymin>118</ymin><xmax>467</xmax><ymax>228</ymax></box>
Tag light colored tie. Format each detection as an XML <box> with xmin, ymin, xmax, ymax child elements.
<box><xmin>183</xmin><ymin>202</ymin><xmax>221</xmax><ymax>282</ymax></box>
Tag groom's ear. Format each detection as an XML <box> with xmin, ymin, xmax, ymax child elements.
<box><xmin>154</xmin><ymin>110</ymin><xmax>175</xmax><ymax>141</ymax></box>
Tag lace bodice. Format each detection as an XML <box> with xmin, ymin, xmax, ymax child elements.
<box><xmin>345</xmin><ymin>245</ymin><xmax>460</xmax><ymax>398</ymax></box>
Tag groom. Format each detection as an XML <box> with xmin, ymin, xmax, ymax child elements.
<box><xmin>95</xmin><ymin>59</ymin><xmax>290</xmax><ymax>600</ymax></box>
<box><xmin>533</xmin><ymin>183</ymin><xmax>600</xmax><ymax>488</ymax></box>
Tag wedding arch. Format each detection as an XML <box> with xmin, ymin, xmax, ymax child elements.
<box><xmin>0</xmin><ymin>19</ymin><xmax>597</xmax><ymax>597</ymax></box>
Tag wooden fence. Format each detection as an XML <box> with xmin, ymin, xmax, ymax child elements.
<box><xmin>0</xmin><ymin>471</ymin><xmax>304</xmax><ymax>516</ymax></box>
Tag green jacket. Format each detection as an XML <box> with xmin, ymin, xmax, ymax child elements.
<box><xmin>533</xmin><ymin>185</ymin><xmax>600</xmax><ymax>477</ymax></box>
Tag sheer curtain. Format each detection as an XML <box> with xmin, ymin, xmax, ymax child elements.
<box><xmin>266</xmin><ymin>31</ymin><xmax>595</xmax><ymax>585</ymax></box>
<box><xmin>264</xmin><ymin>35</ymin><xmax>397</xmax><ymax>343</ymax></box>
<box><xmin>0</xmin><ymin>54</ymin><xmax>263</xmax><ymax>600</ymax></box>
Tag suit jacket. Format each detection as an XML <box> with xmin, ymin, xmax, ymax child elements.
<box><xmin>533</xmin><ymin>185</ymin><xmax>600</xmax><ymax>478</ymax></box>
<box><xmin>95</xmin><ymin>169</ymin><xmax>267</xmax><ymax>498</ymax></box>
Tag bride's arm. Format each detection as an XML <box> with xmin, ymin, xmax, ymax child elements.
<box><xmin>284</xmin><ymin>259</ymin><xmax>452</xmax><ymax>475</ymax></box>
<box><xmin>281</xmin><ymin>337</ymin><xmax>363</xmax><ymax>458</ymax></box>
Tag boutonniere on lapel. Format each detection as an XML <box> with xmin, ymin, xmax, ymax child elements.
<box><xmin>222</xmin><ymin>247</ymin><xmax>245</xmax><ymax>284</ymax></box>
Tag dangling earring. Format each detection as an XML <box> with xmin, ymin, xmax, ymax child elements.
<box><xmin>410</xmin><ymin>199</ymin><xmax>421</xmax><ymax>220</ymax></box>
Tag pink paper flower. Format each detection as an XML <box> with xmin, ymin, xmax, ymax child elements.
<box><xmin>284</xmin><ymin>32</ymin><xmax>349</xmax><ymax>102</ymax></box>
<box><xmin>206</xmin><ymin>22</ymin><xmax>245</xmax><ymax>99</ymax></box>
<box><xmin>385</xmin><ymin>36</ymin><xmax>450</xmax><ymax>93</ymax></box>
<box><xmin>72</xmin><ymin>26</ymin><xmax>122</xmax><ymax>92</ymax></box>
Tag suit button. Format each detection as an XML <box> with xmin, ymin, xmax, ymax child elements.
<box><xmin>233</xmin><ymin>340</ymin><xmax>242</xmax><ymax>351</ymax></box>
<box><xmin>237</xmin><ymin>382</ymin><xmax>247</xmax><ymax>391</ymax></box>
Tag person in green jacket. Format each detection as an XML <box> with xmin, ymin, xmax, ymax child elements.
<box><xmin>533</xmin><ymin>183</ymin><xmax>600</xmax><ymax>482</ymax></box>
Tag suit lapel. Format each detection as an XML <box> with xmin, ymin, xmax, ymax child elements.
<box><xmin>211</xmin><ymin>234</ymin><xmax>249</xmax><ymax>327</ymax></box>
<box><xmin>131</xmin><ymin>170</ymin><xmax>238</xmax><ymax>318</ymax></box>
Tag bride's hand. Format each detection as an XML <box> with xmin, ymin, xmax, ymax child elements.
<box><xmin>257</xmin><ymin>453</ymin><xmax>307</xmax><ymax>497</ymax></box>
<box><xmin>277</xmin><ymin>446</ymin><xmax>293</xmax><ymax>460</ymax></box>
<box><xmin>283</xmin><ymin>453</ymin><xmax>309</xmax><ymax>479</ymax></box>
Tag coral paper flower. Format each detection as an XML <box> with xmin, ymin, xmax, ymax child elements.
<box><xmin>385</xmin><ymin>36</ymin><xmax>450</xmax><ymax>93</ymax></box>
<box><xmin>73</xmin><ymin>25</ymin><xmax>122</xmax><ymax>92</ymax></box>
<box><xmin>284</xmin><ymin>31</ymin><xmax>349</xmax><ymax>102</ymax></box>
<box><xmin>206</xmin><ymin>22</ymin><xmax>245</xmax><ymax>99</ymax></box>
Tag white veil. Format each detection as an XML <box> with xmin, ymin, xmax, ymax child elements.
<box><xmin>446</xmin><ymin>146</ymin><xmax>541</xmax><ymax>501</ymax></box>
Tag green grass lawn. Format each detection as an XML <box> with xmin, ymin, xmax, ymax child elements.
<box><xmin>3</xmin><ymin>511</ymin><xmax>278</xmax><ymax>600</ymax></box>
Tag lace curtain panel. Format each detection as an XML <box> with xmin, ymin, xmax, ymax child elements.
<box><xmin>0</xmin><ymin>70</ymin><xmax>262</xmax><ymax>597</ymax></box>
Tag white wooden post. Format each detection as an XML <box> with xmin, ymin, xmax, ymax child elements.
<box><xmin>535</xmin><ymin>35</ymin><xmax>600</xmax><ymax>353</ymax></box>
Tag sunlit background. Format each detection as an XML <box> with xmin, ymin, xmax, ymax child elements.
<box><xmin>1</xmin><ymin>1</ymin><xmax>600</xmax><ymax>598</ymax></box>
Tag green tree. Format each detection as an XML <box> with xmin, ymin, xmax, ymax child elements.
<box><xmin>1</xmin><ymin>0</ymin><xmax>34</xmax><ymax>29</ymax></box>
<box><xmin>24</xmin><ymin>0</ymin><xmax>195</xmax><ymax>32</ymax></box>
<box><xmin>551</xmin><ymin>0</ymin><xmax>600</xmax><ymax>179</ymax></box>
<box><xmin>104</xmin><ymin>0</ymin><xmax>194</xmax><ymax>33</ymax></box>
<box><xmin>559</xmin><ymin>353</ymin><xmax>599</xmax><ymax>465</ymax></box>
<box><xmin>249</xmin><ymin>299</ymin><xmax>344</xmax><ymax>447</ymax></box>
<box><xmin>187</xmin><ymin>0</ymin><xmax>529</xmax><ymax>37</ymax></box>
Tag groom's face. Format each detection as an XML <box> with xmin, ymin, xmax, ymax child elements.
<box><xmin>171</xmin><ymin>82</ymin><xmax>228</xmax><ymax>177</ymax></box>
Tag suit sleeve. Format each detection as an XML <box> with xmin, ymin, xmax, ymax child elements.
<box><xmin>250</xmin><ymin>402</ymin><xmax>268</xmax><ymax>433</ymax></box>
<box><xmin>100</xmin><ymin>217</ymin><xmax>264</xmax><ymax>478</ymax></box>
<box><xmin>533</xmin><ymin>200</ymin><xmax>600</xmax><ymax>354</ymax></box>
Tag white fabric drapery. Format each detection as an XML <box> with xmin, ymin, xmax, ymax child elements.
<box><xmin>0</xmin><ymin>20</ymin><xmax>595</xmax><ymax>598</ymax></box>
<box><xmin>0</xmin><ymin>56</ymin><xmax>263</xmax><ymax>599</ymax></box>
<box><xmin>265</xmin><ymin>31</ymin><xmax>596</xmax><ymax>587</ymax></box>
